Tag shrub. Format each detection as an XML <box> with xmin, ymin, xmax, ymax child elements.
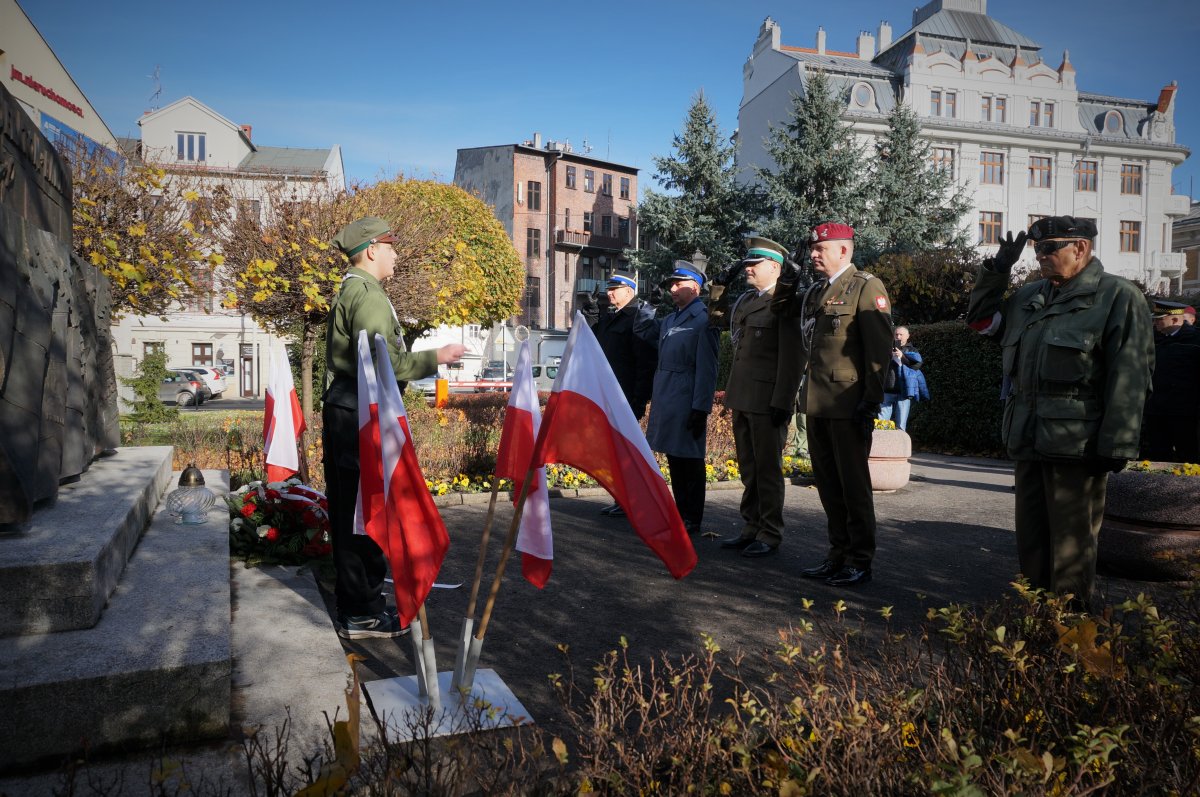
<box><xmin>869</xmin><ymin>247</ymin><xmax>982</xmax><ymax>325</ymax></box>
<box><xmin>120</xmin><ymin>351</ymin><xmax>178</xmax><ymax>423</ymax></box>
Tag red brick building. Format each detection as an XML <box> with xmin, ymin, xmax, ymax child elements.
<box><xmin>454</xmin><ymin>134</ymin><xmax>639</xmax><ymax>329</ymax></box>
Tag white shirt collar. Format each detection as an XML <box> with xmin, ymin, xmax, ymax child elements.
<box><xmin>825</xmin><ymin>263</ymin><xmax>853</xmax><ymax>286</ymax></box>
<box><xmin>756</xmin><ymin>281</ymin><xmax>777</xmax><ymax>297</ymax></box>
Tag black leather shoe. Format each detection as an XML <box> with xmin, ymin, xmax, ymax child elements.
<box><xmin>826</xmin><ymin>566</ymin><xmax>872</xmax><ymax>586</ymax></box>
<box><xmin>800</xmin><ymin>559</ymin><xmax>841</xmax><ymax>579</ymax></box>
<box><xmin>742</xmin><ymin>541</ymin><xmax>778</xmax><ymax>558</ymax></box>
<box><xmin>684</xmin><ymin>521</ymin><xmax>701</xmax><ymax>536</ymax></box>
<box><xmin>719</xmin><ymin>534</ymin><xmax>756</xmax><ymax>550</ymax></box>
<box><xmin>599</xmin><ymin>503</ymin><xmax>619</xmax><ymax>515</ymax></box>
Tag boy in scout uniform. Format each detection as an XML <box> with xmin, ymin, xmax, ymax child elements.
<box><xmin>788</xmin><ymin>223</ymin><xmax>893</xmax><ymax>586</ymax></box>
<box><xmin>323</xmin><ymin>217</ymin><xmax>465</xmax><ymax>638</ymax></box>
<box><xmin>712</xmin><ymin>237</ymin><xmax>805</xmax><ymax>558</ymax></box>
<box><xmin>966</xmin><ymin>215</ymin><xmax>1153</xmax><ymax>609</ymax></box>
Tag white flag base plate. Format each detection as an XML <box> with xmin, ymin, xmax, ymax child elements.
<box><xmin>363</xmin><ymin>669</ymin><xmax>533</xmax><ymax>740</ymax></box>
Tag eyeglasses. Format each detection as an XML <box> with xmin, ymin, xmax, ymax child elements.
<box><xmin>1033</xmin><ymin>239</ymin><xmax>1075</xmax><ymax>257</ymax></box>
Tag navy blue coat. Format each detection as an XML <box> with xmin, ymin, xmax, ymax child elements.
<box><xmin>635</xmin><ymin>299</ymin><xmax>720</xmax><ymax>458</ymax></box>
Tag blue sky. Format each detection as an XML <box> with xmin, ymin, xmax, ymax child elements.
<box><xmin>21</xmin><ymin>0</ymin><xmax>1200</xmax><ymax>200</ymax></box>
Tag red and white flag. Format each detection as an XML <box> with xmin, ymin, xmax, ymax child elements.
<box><xmin>354</xmin><ymin>332</ymin><xmax>387</xmax><ymax>540</ymax></box>
<box><xmin>495</xmin><ymin>339</ymin><xmax>553</xmax><ymax>588</ymax></box>
<box><xmin>263</xmin><ymin>344</ymin><xmax>306</xmax><ymax>483</ymax></box>
<box><xmin>531</xmin><ymin>313</ymin><xmax>697</xmax><ymax>579</ymax></box>
<box><xmin>371</xmin><ymin>333</ymin><xmax>450</xmax><ymax>626</ymax></box>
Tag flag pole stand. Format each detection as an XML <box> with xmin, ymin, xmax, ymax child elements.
<box><xmin>452</xmin><ymin>480</ymin><xmax>502</xmax><ymax>690</ymax></box>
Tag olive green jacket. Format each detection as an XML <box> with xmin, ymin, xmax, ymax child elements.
<box><xmin>966</xmin><ymin>257</ymin><xmax>1153</xmax><ymax>461</ymax></box>
<box><xmin>322</xmin><ymin>268</ymin><xmax>437</xmax><ymax>409</ymax></box>
<box><xmin>721</xmin><ymin>286</ymin><xmax>806</xmax><ymax>414</ymax></box>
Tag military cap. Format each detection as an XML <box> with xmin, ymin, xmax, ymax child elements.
<box><xmin>742</xmin><ymin>236</ymin><xmax>787</xmax><ymax>265</ymax></box>
<box><xmin>332</xmin><ymin>216</ymin><xmax>399</xmax><ymax>257</ymax></box>
<box><xmin>606</xmin><ymin>271</ymin><xmax>637</xmax><ymax>290</ymax></box>
<box><xmin>1186</xmin><ymin>306</ymin><xmax>1196</xmax><ymax>317</ymax></box>
<box><xmin>1027</xmin><ymin>215</ymin><xmax>1098</xmax><ymax>241</ymax></box>
<box><xmin>1152</xmin><ymin>299</ymin><xmax>1188</xmax><ymax>318</ymax></box>
<box><xmin>660</xmin><ymin>260</ymin><xmax>706</xmax><ymax>288</ymax></box>
<box><xmin>810</xmin><ymin>222</ymin><xmax>855</xmax><ymax>242</ymax></box>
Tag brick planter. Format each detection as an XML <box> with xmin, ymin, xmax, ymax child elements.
<box><xmin>869</xmin><ymin>429</ymin><xmax>912</xmax><ymax>492</ymax></box>
<box><xmin>1098</xmin><ymin>467</ymin><xmax>1200</xmax><ymax>581</ymax></box>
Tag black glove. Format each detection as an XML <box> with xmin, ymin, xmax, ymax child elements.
<box><xmin>685</xmin><ymin>409</ymin><xmax>708</xmax><ymax>438</ymax></box>
<box><xmin>1088</xmin><ymin>457</ymin><xmax>1127</xmax><ymax>475</ymax></box>
<box><xmin>649</xmin><ymin>285</ymin><xmax>665</xmax><ymax>306</ymax></box>
<box><xmin>712</xmin><ymin>261</ymin><xmax>746</xmax><ymax>288</ymax></box>
<box><xmin>580</xmin><ymin>287</ymin><xmax>601</xmax><ymax>323</ymax></box>
<box><xmin>853</xmin><ymin>401</ymin><xmax>880</xmax><ymax>445</ymax></box>
<box><xmin>769</xmin><ymin>406</ymin><xmax>792</xmax><ymax>428</ymax></box>
<box><xmin>991</xmin><ymin>231</ymin><xmax>1028</xmax><ymax>272</ymax></box>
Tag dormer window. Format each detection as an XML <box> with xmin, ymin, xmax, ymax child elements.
<box><xmin>1104</xmin><ymin>110</ymin><xmax>1123</xmax><ymax>134</ymax></box>
<box><xmin>176</xmin><ymin>132</ymin><xmax>206</xmax><ymax>162</ymax></box>
<box><xmin>852</xmin><ymin>83</ymin><xmax>875</xmax><ymax>109</ymax></box>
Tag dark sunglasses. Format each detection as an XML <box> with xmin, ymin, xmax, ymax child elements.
<box><xmin>1033</xmin><ymin>239</ymin><xmax>1075</xmax><ymax>256</ymax></box>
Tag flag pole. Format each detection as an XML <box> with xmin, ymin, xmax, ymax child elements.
<box><xmin>451</xmin><ymin>478</ymin><xmax>502</xmax><ymax>691</ymax></box>
<box><xmin>417</xmin><ymin>603</ymin><xmax>441</xmax><ymax>712</ymax></box>
<box><xmin>460</xmin><ymin>464</ymin><xmax>537</xmax><ymax>690</ymax></box>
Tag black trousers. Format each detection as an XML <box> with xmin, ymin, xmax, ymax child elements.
<box><xmin>666</xmin><ymin>455</ymin><xmax>706</xmax><ymax>529</ymax></box>
<box><xmin>732</xmin><ymin>409</ymin><xmax>789</xmax><ymax>546</ymax></box>
<box><xmin>323</xmin><ymin>402</ymin><xmax>387</xmax><ymax>617</ymax></box>
<box><xmin>808</xmin><ymin>416</ymin><xmax>876</xmax><ymax>569</ymax></box>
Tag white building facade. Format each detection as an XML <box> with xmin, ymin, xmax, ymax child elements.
<box><xmin>736</xmin><ymin>0</ymin><xmax>1191</xmax><ymax>288</ymax></box>
<box><xmin>110</xmin><ymin>96</ymin><xmax>346</xmax><ymax>399</ymax></box>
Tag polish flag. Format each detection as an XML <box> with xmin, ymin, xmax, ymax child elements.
<box><xmin>495</xmin><ymin>339</ymin><xmax>553</xmax><ymax>588</ymax></box>
<box><xmin>532</xmin><ymin>313</ymin><xmax>696</xmax><ymax>579</ymax></box>
<box><xmin>354</xmin><ymin>332</ymin><xmax>386</xmax><ymax>540</ymax></box>
<box><xmin>371</xmin><ymin>333</ymin><xmax>450</xmax><ymax>626</ymax></box>
<box><xmin>263</xmin><ymin>344</ymin><xmax>306</xmax><ymax>483</ymax></box>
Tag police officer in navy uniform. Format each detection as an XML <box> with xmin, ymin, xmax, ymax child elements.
<box><xmin>784</xmin><ymin>223</ymin><xmax>893</xmax><ymax>586</ymax></box>
<box><xmin>1142</xmin><ymin>299</ymin><xmax>1200</xmax><ymax>463</ymax></box>
<box><xmin>966</xmin><ymin>215</ymin><xmax>1153</xmax><ymax>608</ymax></box>
<box><xmin>711</xmin><ymin>237</ymin><xmax>806</xmax><ymax>558</ymax></box>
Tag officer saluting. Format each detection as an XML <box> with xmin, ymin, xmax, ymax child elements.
<box><xmin>1142</xmin><ymin>299</ymin><xmax>1200</xmax><ymax>463</ymax></box>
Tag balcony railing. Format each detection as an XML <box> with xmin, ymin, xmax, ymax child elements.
<box><xmin>555</xmin><ymin>229</ymin><xmax>626</xmax><ymax>251</ymax></box>
<box><xmin>574</xmin><ymin>278</ymin><xmax>605</xmax><ymax>294</ymax></box>
<box><xmin>1157</xmin><ymin>252</ymin><xmax>1185</xmax><ymax>277</ymax></box>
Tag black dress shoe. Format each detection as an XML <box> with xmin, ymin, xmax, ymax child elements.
<box><xmin>684</xmin><ymin>521</ymin><xmax>701</xmax><ymax>536</ymax></box>
<box><xmin>742</xmin><ymin>541</ymin><xmax>778</xmax><ymax>558</ymax></box>
<box><xmin>800</xmin><ymin>559</ymin><xmax>841</xmax><ymax>579</ymax></box>
<box><xmin>599</xmin><ymin>502</ymin><xmax>619</xmax><ymax>515</ymax></box>
<box><xmin>719</xmin><ymin>534</ymin><xmax>756</xmax><ymax>550</ymax></box>
<box><xmin>826</xmin><ymin>566</ymin><xmax>872</xmax><ymax>586</ymax></box>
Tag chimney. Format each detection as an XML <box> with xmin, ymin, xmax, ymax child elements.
<box><xmin>240</xmin><ymin>124</ymin><xmax>252</xmax><ymax>141</ymax></box>
<box><xmin>533</xmin><ymin>132</ymin><xmax>542</xmax><ymax>149</ymax></box>
<box><xmin>878</xmin><ymin>21</ymin><xmax>893</xmax><ymax>51</ymax></box>
<box><xmin>856</xmin><ymin>30</ymin><xmax>876</xmax><ymax>59</ymax></box>
<box><xmin>816</xmin><ymin>26</ymin><xmax>826</xmax><ymax>55</ymax></box>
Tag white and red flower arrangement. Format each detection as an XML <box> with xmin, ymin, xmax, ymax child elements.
<box><xmin>225</xmin><ymin>478</ymin><xmax>332</xmax><ymax>566</ymax></box>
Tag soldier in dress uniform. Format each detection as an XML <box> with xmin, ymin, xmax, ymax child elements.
<box><xmin>1142</xmin><ymin>299</ymin><xmax>1200</xmax><ymax>463</ymax></box>
<box><xmin>711</xmin><ymin>237</ymin><xmax>806</xmax><ymax>558</ymax></box>
<box><xmin>782</xmin><ymin>222</ymin><xmax>893</xmax><ymax>587</ymax></box>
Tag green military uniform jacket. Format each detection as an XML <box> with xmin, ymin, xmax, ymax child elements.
<box><xmin>322</xmin><ymin>267</ymin><xmax>438</xmax><ymax>409</ymax></box>
<box><xmin>721</xmin><ymin>286</ymin><xmax>805</xmax><ymax>414</ymax></box>
<box><xmin>966</xmin><ymin>257</ymin><xmax>1153</xmax><ymax>461</ymax></box>
<box><xmin>797</xmin><ymin>267</ymin><xmax>893</xmax><ymax>419</ymax></box>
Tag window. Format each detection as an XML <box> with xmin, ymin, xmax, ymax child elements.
<box><xmin>527</xmin><ymin>181</ymin><xmax>541</xmax><ymax>211</ymax></box>
<box><xmin>583</xmin><ymin>211</ymin><xmax>593</xmax><ymax>232</ymax></box>
<box><xmin>563</xmin><ymin>208</ymin><xmax>571</xmax><ymax>229</ymax></box>
<box><xmin>619</xmin><ymin>176</ymin><xmax>630</xmax><ymax>200</ymax></box>
<box><xmin>1120</xmin><ymin>221</ymin><xmax>1141</xmax><ymax>253</ymax></box>
<box><xmin>930</xmin><ymin>90</ymin><xmax>956</xmax><ymax>118</ymax></box>
<box><xmin>1120</xmin><ymin>164</ymin><xmax>1143</xmax><ymax>195</ymax></box>
<box><xmin>1030</xmin><ymin>101</ymin><xmax>1054</xmax><ymax>127</ymax></box>
<box><xmin>980</xmin><ymin>152</ymin><xmax>1005</xmax><ymax>184</ymax></box>
<box><xmin>176</xmin><ymin>132</ymin><xmax>206</xmax><ymax>162</ymax></box>
<box><xmin>981</xmin><ymin>95</ymin><xmax>1008</xmax><ymax>123</ymax></box>
<box><xmin>1104</xmin><ymin>111</ymin><xmax>1123</xmax><ymax>134</ymax></box>
<box><xmin>1044</xmin><ymin>103</ymin><xmax>1054</xmax><ymax>128</ymax></box>
<box><xmin>601</xmin><ymin>174</ymin><xmax>613</xmax><ymax>196</ymax></box>
<box><xmin>1029</xmin><ymin>156</ymin><xmax>1052</xmax><ymax>188</ymax></box>
<box><xmin>1185</xmin><ymin>248</ymin><xmax>1199</xmax><ymax>282</ymax></box>
<box><xmin>930</xmin><ymin>90</ymin><xmax>941</xmax><ymax>117</ymax></box>
<box><xmin>995</xmin><ymin>97</ymin><xmax>1007</xmax><ymax>123</ymax></box>
<box><xmin>930</xmin><ymin>147</ymin><xmax>955</xmax><ymax>177</ymax></box>
<box><xmin>945</xmin><ymin>91</ymin><xmax>956</xmax><ymax>118</ymax></box>
<box><xmin>1029</xmin><ymin>101</ymin><xmax>1040</xmax><ymax>127</ymax></box>
<box><xmin>853</xmin><ymin>83</ymin><xmax>874</xmax><ymax>108</ymax></box>
<box><xmin>580</xmin><ymin>255</ymin><xmax>594</xmax><ymax>279</ymax></box>
<box><xmin>584</xmin><ymin>170</ymin><xmax>594</xmax><ymax>192</ymax></box>
<box><xmin>979</xmin><ymin>212</ymin><xmax>1004</xmax><ymax>245</ymax></box>
<box><xmin>143</xmin><ymin>341</ymin><xmax>165</xmax><ymax>358</ymax></box>
<box><xmin>192</xmin><ymin>343</ymin><xmax>213</xmax><ymax>366</ymax></box>
<box><xmin>525</xmin><ymin>276</ymin><xmax>541</xmax><ymax>308</ymax></box>
<box><xmin>1075</xmin><ymin>160</ymin><xmax>1098</xmax><ymax>191</ymax></box>
<box><xmin>526</xmin><ymin>228</ymin><xmax>541</xmax><ymax>258</ymax></box>
<box><xmin>981</xmin><ymin>95</ymin><xmax>991</xmax><ymax>121</ymax></box>
<box><xmin>1028</xmin><ymin>214</ymin><xmax>1048</xmax><ymax>230</ymax></box>
<box><xmin>601</xmin><ymin>215</ymin><xmax>612</xmax><ymax>236</ymax></box>
<box><xmin>566</xmin><ymin>165</ymin><xmax>576</xmax><ymax>189</ymax></box>
<box><xmin>618</xmin><ymin>217</ymin><xmax>630</xmax><ymax>243</ymax></box>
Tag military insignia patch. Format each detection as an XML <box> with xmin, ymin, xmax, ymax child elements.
<box><xmin>875</xmin><ymin>296</ymin><xmax>889</xmax><ymax>310</ymax></box>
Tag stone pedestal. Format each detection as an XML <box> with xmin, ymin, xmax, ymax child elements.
<box><xmin>869</xmin><ymin>429</ymin><xmax>912</xmax><ymax>491</ymax></box>
<box><xmin>1098</xmin><ymin>467</ymin><xmax>1200</xmax><ymax>581</ymax></box>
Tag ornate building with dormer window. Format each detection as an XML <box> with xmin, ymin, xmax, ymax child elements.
<box><xmin>736</xmin><ymin>0</ymin><xmax>1191</xmax><ymax>289</ymax></box>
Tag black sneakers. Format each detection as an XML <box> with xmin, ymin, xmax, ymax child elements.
<box><xmin>337</xmin><ymin>608</ymin><xmax>411</xmax><ymax>639</ymax></box>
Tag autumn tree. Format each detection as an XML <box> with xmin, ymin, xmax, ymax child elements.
<box><xmin>66</xmin><ymin>142</ymin><xmax>224</xmax><ymax>317</ymax></box>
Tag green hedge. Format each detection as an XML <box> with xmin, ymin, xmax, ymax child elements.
<box><xmin>905</xmin><ymin>320</ymin><xmax>1005</xmax><ymax>457</ymax></box>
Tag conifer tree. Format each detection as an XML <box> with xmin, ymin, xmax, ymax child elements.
<box><xmin>630</xmin><ymin>92</ymin><xmax>761</xmax><ymax>281</ymax></box>
<box><xmin>755</xmin><ymin>70</ymin><xmax>871</xmax><ymax>254</ymax></box>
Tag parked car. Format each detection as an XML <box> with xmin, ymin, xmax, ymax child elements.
<box><xmin>159</xmin><ymin>372</ymin><xmax>206</xmax><ymax>407</ymax></box>
<box><xmin>530</xmin><ymin>363</ymin><xmax>559</xmax><ymax>392</ymax></box>
<box><xmin>408</xmin><ymin>376</ymin><xmax>439</xmax><ymax>398</ymax></box>
<box><xmin>188</xmin><ymin>366</ymin><xmax>226</xmax><ymax>398</ymax></box>
<box><xmin>475</xmin><ymin>364</ymin><xmax>512</xmax><ymax>393</ymax></box>
<box><xmin>167</xmin><ymin>367</ymin><xmax>212</xmax><ymax>403</ymax></box>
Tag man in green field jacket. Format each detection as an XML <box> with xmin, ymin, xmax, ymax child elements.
<box><xmin>322</xmin><ymin>217</ymin><xmax>465</xmax><ymax>639</ymax></box>
<box><xmin>966</xmin><ymin>215</ymin><xmax>1153</xmax><ymax>609</ymax></box>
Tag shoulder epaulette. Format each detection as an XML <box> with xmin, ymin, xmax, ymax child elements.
<box><xmin>854</xmin><ymin>271</ymin><xmax>875</xmax><ymax>281</ymax></box>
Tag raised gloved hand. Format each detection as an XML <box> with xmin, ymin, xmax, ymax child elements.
<box><xmin>991</xmin><ymin>231</ymin><xmax>1028</xmax><ymax>272</ymax></box>
<box><xmin>581</xmin><ymin>286</ymin><xmax>601</xmax><ymax>322</ymax></box>
<box><xmin>649</xmin><ymin>285</ymin><xmax>665</xmax><ymax>306</ymax></box>
<box><xmin>769</xmin><ymin>406</ymin><xmax>792</xmax><ymax>428</ymax></box>
<box><xmin>712</xmin><ymin>260</ymin><xmax>747</xmax><ymax>288</ymax></box>
<box><xmin>853</xmin><ymin>401</ymin><xmax>881</xmax><ymax>444</ymax></box>
<box><xmin>685</xmin><ymin>409</ymin><xmax>708</xmax><ymax>438</ymax></box>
